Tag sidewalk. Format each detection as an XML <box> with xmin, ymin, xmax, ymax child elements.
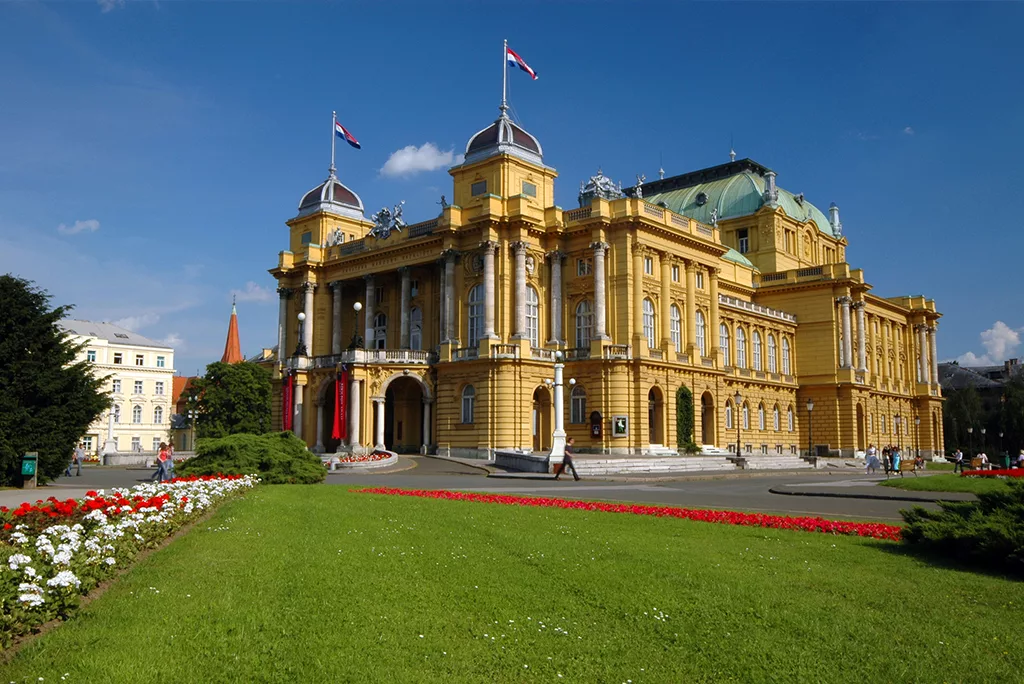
<box><xmin>770</xmin><ymin>477</ymin><xmax>977</xmax><ymax>503</ymax></box>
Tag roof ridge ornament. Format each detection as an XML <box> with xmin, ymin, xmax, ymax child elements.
<box><xmin>829</xmin><ymin>202</ymin><xmax>843</xmax><ymax>237</ymax></box>
<box><xmin>763</xmin><ymin>171</ymin><xmax>779</xmax><ymax>208</ymax></box>
<box><xmin>369</xmin><ymin>201</ymin><xmax>406</xmax><ymax>240</ymax></box>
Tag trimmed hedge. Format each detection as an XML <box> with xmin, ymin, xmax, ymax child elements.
<box><xmin>177</xmin><ymin>432</ymin><xmax>325</xmax><ymax>484</ymax></box>
<box><xmin>901</xmin><ymin>478</ymin><xmax>1024</xmax><ymax>577</ymax></box>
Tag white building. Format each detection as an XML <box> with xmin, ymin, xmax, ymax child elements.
<box><xmin>60</xmin><ymin>320</ymin><xmax>175</xmax><ymax>456</ymax></box>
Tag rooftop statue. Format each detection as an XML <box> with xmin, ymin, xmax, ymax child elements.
<box><xmin>370</xmin><ymin>201</ymin><xmax>406</xmax><ymax>240</ymax></box>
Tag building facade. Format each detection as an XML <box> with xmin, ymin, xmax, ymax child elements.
<box><xmin>61</xmin><ymin>320</ymin><xmax>175</xmax><ymax>455</ymax></box>
<box><xmin>269</xmin><ymin>106</ymin><xmax>944</xmax><ymax>460</ymax></box>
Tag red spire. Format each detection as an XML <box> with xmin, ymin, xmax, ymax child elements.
<box><xmin>221</xmin><ymin>301</ymin><xmax>243</xmax><ymax>364</ymax></box>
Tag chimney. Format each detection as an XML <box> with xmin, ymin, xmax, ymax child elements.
<box><xmin>829</xmin><ymin>202</ymin><xmax>843</xmax><ymax>236</ymax></box>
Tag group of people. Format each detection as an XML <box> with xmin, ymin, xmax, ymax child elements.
<box><xmin>149</xmin><ymin>442</ymin><xmax>175</xmax><ymax>482</ymax></box>
<box><xmin>864</xmin><ymin>444</ymin><xmax>923</xmax><ymax>476</ymax></box>
<box><xmin>952</xmin><ymin>448</ymin><xmax>1024</xmax><ymax>472</ymax></box>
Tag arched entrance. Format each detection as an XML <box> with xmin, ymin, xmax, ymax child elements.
<box><xmin>700</xmin><ymin>392</ymin><xmax>715</xmax><ymax>446</ymax></box>
<box><xmin>648</xmin><ymin>387</ymin><xmax>664</xmax><ymax>445</ymax></box>
<box><xmin>532</xmin><ymin>386</ymin><xmax>552</xmax><ymax>452</ymax></box>
<box><xmin>856</xmin><ymin>404</ymin><xmax>866</xmax><ymax>451</ymax></box>
<box><xmin>317</xmin><ymin>377</ymin><xmax>344</xmax><ymax>454</ymax></box>
<box><xmin>383</xmin><ymin>376</ymin><xmax>426</xmax><ymax>454</ymax></box>
<box><xmin>675</xmin><ymin>386</ymin><xmax>695</xmax><ymax>450</ymax></box>
<box><xmin>932</xmin><ymin>413</ymin><xmax>940</xmax><ymax>457</ymax></box>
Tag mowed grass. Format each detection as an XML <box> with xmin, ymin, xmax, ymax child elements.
<box><xmin>4</xmin><ymin>487</ymin><xmax>1022</xmax><ymax>683</ymax></box>
<box><xmin>880</xmin><ymin>473</ymin><xmax>1011</xmax><ymax>494</ymax></box>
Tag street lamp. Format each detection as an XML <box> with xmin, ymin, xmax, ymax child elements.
<box><xmin>549</xmin><ymin>351</ymin><xmax>567</xmax><ymax>462</ymax></box>
<box><xmin>967</xmin><ymin>426</ymin><xmax>974</xmax><ymax>457</ymax></box>
<box><xmin>914</xmin><ymin>416</ymin><xmax>920</xmax><ymax>460</ymax></box>
<box><xmin>806</xmin><ymin>399</ymin><xmax>814</xmax><ymax>457</ymax></box>
<box><xmin>349</xmin><ymin>301</ymin><xmax>364</xmax><ymax>349</ymax></box>
<box><xmin>295</xmin><ymin>311</ymin><xmax>308</xmax><ymax>356</ymax></box>
<box><xmin>981</xmin><ymin>427</ymin><xmax>987</xmax><ymax>455</ymax></box>
<box><xmin>734</xmin><ymin>391</ymin><xmax>742</xmax><ymax>459</ymax></box>
<box><xmin>895</xmin><ymin>415</ymin><xmax>902</xmax><ymax>452</ymax></box>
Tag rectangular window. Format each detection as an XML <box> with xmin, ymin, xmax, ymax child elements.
<box><xmin>737</xmin><ymin>228</ymin><xmax>749</xmax><ymax>254</ymax></box>
<box><xmin>410</xmin><ymin>280</ymin><xmax>419</xmax><ymax>297</ymax></box>
<box><xmin>156</xmin><ymin>356</ymin><xmax>165</xmax><ymax>368</ymax></box>
<box><xmin>471</xmin><ymin>181</ymin><xmax>487</xmax><ymax>196</ymax></box>
<box><xmin>696</xmin><ymin>272</ymin><xmax>705</xmax><ymax>290</ymax></box>
<box><xmin>152</xmin><ymin>438</ymin><xmax>161</xmax><ymax>451</ymax></box>
<box><xmin>135</xmin><ymin>354</ymin><xmax>144</xmax><ymax>366</ymax></box>
<box><xmin>375</xmin><ymin>287</ymin><xmax>385</xmax><ymax>305</ymax></box>
<box><xmin>577</xmin><ymin>258</ymin><xmax>592</xmax><ymax>276</ymax></box>
<box><xmin>134</xmin><ymin>380</ymin><xmax>143</xmax><ymax>395</ymax></box>
<box><xmin>113</xmin><ymin>352</ymin><xmax>123</xmax><ymax>364</ymax></box>
<box><xmin>761</xmin><ymin>444</ymin><xmax>769</xmax><ymax>455</ymax></box>
<box><xmin>671</xmin><ymin>265</ymin><xmax>679</xmax><ymax>282</ymax></box>
<box><xmin>87</xmin><ymin>350</ymin><xmax>96</xmax><ymax>363</ymax></box>
<box><xmin>301</xmin><ymin>231</ymin><xmax>312</xmax><ymax>245</ymax></box>
<box><xmin>643</xmin><ymin>256</ymin><xmax>653</xmax><ymax>276</ymax></box>
<box><xmin>131</xmin><ymin>437</ymin><xmax>141</xmax><ymax>451</ymax></box>
<box><xmin>112</xmin><ymin>379</ymin><xmax>121</xmax><ymax>394</ymax></box>
<box><xmin>155</xmin><ymin>381</ymin><xmax>164</xmax><ymax>396</ymax></box>
<box><xmin>521</xmin><ymin>181</ymin><xmax>537</xmax><ymax>197</ymax></box>
<box><xmin>82</xmin><ymin>436</ymin><xmax>94</xmax><ymax>452</ymax></box>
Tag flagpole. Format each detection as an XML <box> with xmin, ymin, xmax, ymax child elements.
<box><xmin>501</xmin><ymin>38</ymin><xmax>508</xmax><ymax>114</ymax></box>
<box><xmin>330</xmin><ymin>110</ymin><xmax>337</xmax><ymax>176</ymax></box>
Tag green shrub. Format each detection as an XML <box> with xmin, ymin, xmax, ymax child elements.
<box><xmin>901</xmin><ymin>478</ymin><xmax>1024</xmax><ymax>576</ymax></box>
<box><xmin>177</xmin><ymin>432</ymin><xmax>325</xmax><ymax>484</ymax></box>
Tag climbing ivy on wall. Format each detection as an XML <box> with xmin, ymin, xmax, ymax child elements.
<box><xmin>676</xmin><ymin>386</ymin><xmax>699</xmax><ymax>454</ymax></box>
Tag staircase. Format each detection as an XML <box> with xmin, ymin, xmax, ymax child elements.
<box><xmin>729</xmin><ymin>455</ymin><xmax>814</xmax><ymax>470</ymax></box>
<box><xmin>571</xmin><ymin>456</ymin><xmax>737</xmax><ymax>476</ymax></box>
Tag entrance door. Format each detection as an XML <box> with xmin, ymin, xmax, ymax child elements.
<box><xmin>700</xmin><ymin>392</ymin><xmax>715</xmax><ymax>446</ymax></box>
<box><xmin>648</xmin><ymin>387</ymin><xmax>664</xmax><ymax>445</ymax></box>
<box><xmin>856</xmin><ymin>404</ymin><xmax>866</xmax><ymax>451</ymax></box>
<box><xmin>532</xmin><ymin>386</ymin><xmax>551</xmax><ymax>452</ymax></box>
<box><xmin>384</xmin><ymin>377</ymin><xmax>424</xmax><ymax>453</ymax></box>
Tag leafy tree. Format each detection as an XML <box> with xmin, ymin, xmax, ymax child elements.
<box><xmin>187</xmin><ymin>361</ymin><xmax>272</xmax><ymax>439</ymax></box>
<box><xmin>675</xmin><ymin>386</ymin><xmax>699</xmax><ymax>454</ymax></box>
<box><xmin>0</xmin><ymin>275</ymin><xmax>109</xmax><ymax>485</ymax></box>
<box><xmin>1001</xmin><ymin>375</ymin><xmax>1024</xmax><ymax>457</ymax></box>
<box><xmin>943</xmin><ymin>382</ymin><xmax>983</xmax><ymax>455</ymax></box>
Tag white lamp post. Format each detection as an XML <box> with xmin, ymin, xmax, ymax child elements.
<box><xmin>296</xmin><ymin>311</ymin><xmax>307</xmax><ymax>356</ymax></box>
<box><xmin>549</xmin><ymin>351</ymin><xmax>567</xmax><ymax>462</ymax></box>
<box><xmin>352</xmin><ymin>302</ymin><xmax>363</xmax><ymax>349</ymax></box>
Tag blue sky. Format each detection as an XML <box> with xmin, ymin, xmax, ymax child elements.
<box><xmin>1</xmin><ymin>1</ymin><xmax>1021</xmax><ymax>376</ymax></box>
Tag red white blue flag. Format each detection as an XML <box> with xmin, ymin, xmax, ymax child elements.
<box><xmin>506</xmin><ymin>45</ymin><xmax>538</xmax><ymax>80</ymax></box>
<box><xmin>335</xmin><ymin>120</ymin><xmax>361</xmax><ymax>149</ymax></box>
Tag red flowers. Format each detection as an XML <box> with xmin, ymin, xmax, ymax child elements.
<box><xmin>961</xmin><ymin>469</ymin><xmax>1024</xmax><ymax>478</ymax></box>
<box><xmin>356</xmin><ymin>487</ymin><xmax>903</xmax><ymax>541</ymax></box>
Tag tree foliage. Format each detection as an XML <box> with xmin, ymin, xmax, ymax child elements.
<box><xmin>675</xmin><ymin>386</ymin><xmax>699</xmax><ymax>454</ymax></box>
<box><xmin>176</xmin><ymin>432</ymin><xmax>324</xmax><ymax>484</ymax></box>
<box><xmin>0</xmin><ymin>275</ymin><xmax>109</xmax><ymax>485</ymax></box>
<box><xmin>187</xmin><ymin>361</ymin><xmax>272</xmax><ymax>439</ymax></box>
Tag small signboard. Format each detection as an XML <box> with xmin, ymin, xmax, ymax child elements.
<box><xmin>612</xmin><ymin>416</ymin><xmax>629</xmax><ymax>438</ymax></box>
<box><xmin>21</xmin><ymin>452</ymin><xmax>38</xmax><ymax>476</ymax></box>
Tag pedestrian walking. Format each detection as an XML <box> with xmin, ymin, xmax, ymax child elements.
<box><xmin>865</xmin><ymin>444</ymin><xmax>879</xmax><ymax>474</ymax></box>
<box><xmin>150</xmin><ymin>443</ymin><xmax>170</xmax><ymax>482</ymax></box>
<box><xmin>891</xmin><ymin>447</ymin><xmax>903</xmax><ymax>478</ymax></box>
<box><xmin>554</xmin><ymin>437</ymin><xmax>580</xmax><ymax>481</ymax></box>
<box><xmin>64</xmin><ymin>443</ymin><xmax>84</xmax><ymax>477</ymax></box>
<box><xmin>953</xmin><ymin>448</ymin><xmax>965</xmax><ymax>473</ymax></box>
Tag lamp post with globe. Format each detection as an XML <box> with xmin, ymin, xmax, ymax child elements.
<box><xmin>733</xmin><ymin>390</ymin><xmax>742</xmax><ymax>460</ymax></box>
<box><xmin>295</xmin><ymin>312</ymin><xmax>307</xmax><ymax>357</ymax></box>
<box><xmin>806</xmin><ymin>399</ymin><xmax>815</xmax><ymax>457</ymax></box>
<box><xmin>548</xmin><ymin>351</ymin><xmax>568</xmax><ymax>465</ymax></box>
<box><xmin>350</xmin><ymin>302</ymin><xmax>364</xmax><ymax>349</ymax></box>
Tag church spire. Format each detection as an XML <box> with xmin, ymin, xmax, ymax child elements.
<box><xmin>221</xmin><ymin>298</ymin><xmax>243</xmax><ymax>364</ymax></box>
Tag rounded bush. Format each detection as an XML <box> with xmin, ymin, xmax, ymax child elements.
<box><xmin>177</xmin><ymin>432</ymin><xmax>325</xmax><ymax>484</ymax></box>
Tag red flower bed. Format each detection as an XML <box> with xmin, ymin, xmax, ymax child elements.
<box><xmin>336</xmin><ymin>451</ymin><xmax>392</xmax><ymax>463</ymax></box>
<box><xmin>961</xmin><ymin>469</ymin><xmax>1024</xmax><ymax>478</ymax></box>
<box><xmin>356</xmin><ymin>487</ymin><xmax>902</xmax><ymax>541</ymax></box>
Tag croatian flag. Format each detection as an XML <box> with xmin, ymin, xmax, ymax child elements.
<box><xmin>506</xmin><ymin>45</ymin><xmax>538</xmax><ymax>80</ymax></box>
<box><xmin>335</xmin><ymin>120</ymin><xmax>361</xmax><ymax>149</ymax></box>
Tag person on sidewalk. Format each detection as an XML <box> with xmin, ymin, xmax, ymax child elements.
<box><xmin>554</xmin><ymin>437</ymin><xmax>580</xmax><ymax>481</ymax></box>
<box><xmin>953</xmin><ymin>448</ymin><xmax>965</xmax><ymax>473</ymax></box>
<box><xmin>891</xmin><ymin>447</ymin><xmax>903</xmax><ymax>478</ymax></box>
<box><xmin>865</xmin><ymin>444</ymin><xmax>879</xmax><ymax>474</ymax></box>
<box><xmin>64</xmin><ymin>443</ymin><xmax>84</xmax><ymax>477</ymax></box>
<box><xmin>149</xmin><ymin>443</ymin><xmax>170</xmax><ymax>482</ymax></box>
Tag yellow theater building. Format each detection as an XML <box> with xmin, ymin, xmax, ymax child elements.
<box><xmin>269</xmin><ymin>104</ymin><xmax>944</xmax><ymax>462</ymax></box>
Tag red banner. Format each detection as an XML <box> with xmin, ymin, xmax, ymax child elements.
<box><xmin>331</xmin><ymin>376</ymin><xmax>342</xmax><ymax>441</ymax></box>
<box><xmin>282</xmin><ymin>373</ymin><xmax>293</xmax><ymax>432</ymax></box>
<box><xmin>337</xmin><ymin>368</ymin><xmax>349</xmax><ymax>440</ymax></box>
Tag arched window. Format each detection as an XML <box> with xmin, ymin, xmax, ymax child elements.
<box><xmin>410</xmin><ymin>307</ymin><xmax>422</xmax><ymax>351</ymax></box>
<box><xmin>642</xmin><ymin>298</ymin><xmax>656</xmax><ymax>349</ymax></box>
<box><xmin>725</xmin><ymin>401</ymin><xmax>733</xmax><ymax>429</ymax></box>
<box><xmin>461</xmin><ymin>385</ymin><xmax>475</xmax><ymax>424</ymax></box>
<box><xmin>132</xmin><ymin>405</ymin><xmax>142</xmax><ymax>424</ymax></box>
<box><xmin>736</xmin><ymin>328</ymin><xmax>747</xmax><ymax>369</ymax></box>
<box><xmin>753</xmin><ymin>331</ymin><xmax>763</xmax><ymax>371</ymax></box>
<box><xmin>670</xmin><ymin>305</ymin><xmax>682</xmax><ymax>353</ymax></box>
<box><xmin>373</xmin><ymin>312</ymin><xmax>387</xmax><ymax>350</ymax></box>
<box><xmin>782</xmin><ymin>338</ymin><xmax>791</xmax><ymax>375</ymax></box>
<box><xmin>742</xmin><ymin>402</ymin><xmax>750</xmax><ymax>430</ymax></box>
<box><xmin>467</xmin><ymin>284</ymin><xmax>484</xmax><ymax>347</ymax></box>
<box><xmin>695</xmin><ymin>311</ymin><xmax>706</xmax><ymax>357</ymax></box>
<box><xmin>772</xmin><ymin>405</ymin><xmax>780</xmax><ymax>431</ymax></box>
<box><xmin>787</xmin><ymin>406</ymin><xmax>794</xmax><ymax>432</ymax></box>
<box><xmin>575</xmin><ymin>300</ymin><xmax>593</xmax><ymax>349</ymax></box>
<box><xmin>153</xmin><ymin>406</ymin><xmax>164</xmax><ymax>425</ymax></box>
<box><xmin>720</xmin><ymin>324</ymin><xmax>731</xmax><ymax>365</ymax></box>
<box><xmin>758</xmin><ymin>403</ymin><xmax>765</xmax><ymax>431</ymax></box>
<box><xmin>113</xmin><ymin>404</ymin><xmax>121</xmax><ymax>424</ymax></box>
<box><xmin>570</xmin><ymin>385</ymin><xmax>587</xmax><ymax>424</ymax></box>
<box><xmin>767</xmin><ymin>334</ymin><xmax>778</xmax><ymax>373</ymax></box>
<box><xmin>526</xmin><ymin>286</ymin><xmax>539</xmax><ymax>347</ymax></box>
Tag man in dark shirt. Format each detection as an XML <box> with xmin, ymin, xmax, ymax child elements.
<box><xmin>554</xmin><ymin>437</ymin><xmax>580</xmax><ymax>481</ymax></box>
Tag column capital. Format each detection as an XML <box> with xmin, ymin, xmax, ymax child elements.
<box><xmin>684</xmin><ymin>259</ymin><xmax>698</xmax><ymax>272</ymax></box>
<box><xmin>511</xmin><ymin>240</ymin><xmax>529</xmax><ymax>255</ymax></box>
<box><xmin>398</xmin><ymin>266</ymin><xmax>410</xmax><ymax>275</ymax></box>
<box><xmin>328</xmin><ymin>280</ymin><xmax>344</xmax><ymax>291</ymax></box>
<box><xmin>440</xmin><ymin>248</ymin><xmax>460</xmax><ymax>264</ymax></box>
<box><xmin>363</xmin><ymin>273</ymin><xmax>376</xmax><ymax>283</ymax></box>
<box><xmin>277</xmin><ymin>286</ymin><xmax>293</xmax><ymax>298</ymax></box>
<box><xmin>301</xmin><ymin>281</ymin><xmax>317</xmax><ymax>294</ymax></box>
<box><xmin>545</xmin><ymin>249</ymin><xmax>565</xmax><ymax>262</ymax></box>
<box><xmin>479</xmin><ymin>240</ymin><xmax>499</xmax><ymax>253</ymax></box>
<box><xmin>708</xmin><ymin>266</ymin><xmax>721</xmax><ymax>278</ymax></box>
<box><xmin>836</xmin><ymin>295</ymin><xmax>852</xmax><ymax>306</ymax></box>
<box><xmin>591</xmin><ymin>241</ymin><xmax>610</xmax><ymax>253</ymax></box>
<box><xmin>850</xmin><ymin>300</ymin><xmax>866</xmax><ymax>310</ymax></box>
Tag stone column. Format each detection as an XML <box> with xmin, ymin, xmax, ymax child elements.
<box><xmin>302</xmin><ymin>283</ymin><xmax>316</xmax><ymax>356</ymax></box>
<box><xmin>315</xmin><ymin>402</ymin><xmax>325</xmax><ymax>452</ymax></box>
<box><xmin>421</xmin><ymin>399</ymin><xmax>432</xmax><ymax>453</ymax></box>
<box><xmin>373</xmin><ymin>398</ymin><xmax>385</xmax><ymax>450</ymax></box>
<box><xmin>685</xmin><ymin>261</ymin><xmax>697</xmax><ymax>356</ymax></box>
<box><xmin>928</xmin><ymin>325</ymin><xmax>939</xmax><ymax>387</ymax></box>
<box><xmin>660</xmin><ymin>256</ymin><xmax>672</xmax><ymax>350</ymax></box>
<box><xmin>276</xmin><ymin>287</ymin><xmax>292</xmax><ymax>365</ymax></box>
<box><xmin>546</xmin><ymin>250</ymin><xmax>564</xmax><ymax>344</ymax></box>
<box><xmin>916</xmin><ymin>324</ymin><xmax>927</xmax><ymax>383</ymax></box>
<box><xmin>631</xmin><ymin>243</ymin><xmax>644</xmax><ymax>345</ymax></box>
<box><xmin>482</xmin><ymin>241</ymin><xmax>498</xmax><ymax>340</ymax></box>
<box><xmin>512</xmin><ymin>241</ymin><xmax>528</xmax><ymax>338</ymax></box>
<box><xmin>348</xmin><ymin>378</ymin><xmax>361</xmax><ymax>448</ymax></box>
<box><xmin>593</xmin><ymin>242</ymin><xmax>610</xmax><ymax>340</ymax></box>
<box><xmin>363</xmin><ymin>275</ymin><xmax>375</xmax><ymax>349</ymax></box>
<box><xmin>882</xmin><ymin>321</ymin><xmax>891</xmax><ymax>383</ymax></box>
<box><xmin>442</xmin><ymin>250</ymin><xmax>457</xmax><ymax>343</ymax></box>
<box><xmin>867</xmin><ymin>313</ymin><xmax>876</xmax><ymax>376</ymax></box>
<box><xmin>400</xmin><ymin>267</ymin><xmax>411</xmax><ymax>349</ymax></box>
<box><xmin>709</xmin><ymin>268</ymin><xmax>721</xmax><ymax>360</ymax></box>
<box><xmin>294</xmin><ymin>382</ymin><xmax>304</xmax><ymax>441</ymax></box>
<box><xmin>549</xmin><ymin>354</ymin><xmax>567</xmax><ymax>461</ymax></box>
<box><xmin>837</xmin><ymin>296</ymin><xmax>852</xmax><ymax>368</ymax></box>
<box><xmin>330</xmin><ymin>281</ymin><xmax>343</xmax><ymax>355</ymax></box>
<box><xmin>854</xmin><ymin>300</ymin><xmax>867</xmax><ymax>372</ymax></box>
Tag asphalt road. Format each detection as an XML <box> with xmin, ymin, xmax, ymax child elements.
<box><xmin>4</xmin><ymin>459</ymin><xmax>939</xmax><ymax>522</ymax></box>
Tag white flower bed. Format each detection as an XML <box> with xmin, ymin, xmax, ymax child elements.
<box><xmin>0</xmin><ymin>475</ymin><xmax>258</xmax><ymax>647</ymax></box>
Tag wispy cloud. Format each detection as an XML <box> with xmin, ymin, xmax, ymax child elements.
<box><xmin>97</xmin><ymin>0</ymin><xmax>125</xmax><ymax>13</ymax></box>
<box><xmin>903</xmin><ymin>126</ymin><xmax>915</xmax><ymax>136</ymax></box>
<box><xmin>380</xmin><ymin>143</ymin><xmax>462</xmax><ymax>177</ymax></box>
<box><xmin>956</xmin><ymin>320</ymin><xmax>1021</xmax><ymax>366</ymax></box>
<box><xmin>230</xmin><ymin>281</ymin><xmax>275</xmax><ymax>304</ymax></box>
<box><xmin>57</xmin><ymin>219</ymin><xmax>100</xmax><ymax>236</ymax></box>
<box><xmin>160</xmin><ymin>332</ymin><xmax>184</xmax><ymax>350</ymax></box>
<box><xmin>113</xmin><ymin>312</ymin><xmax>160</xmax><ymax>332</ymax></box>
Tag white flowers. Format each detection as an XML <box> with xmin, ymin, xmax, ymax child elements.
<box><xmin>7</xmin><ymin>553</ymin><xmax>32</xmax><ymax>570</ymax></box>
<box><xmin>46</xmin><ymin>570</ymin><xmax>82</xmax><ymax>590</ymax></box>
<box><xmin>17</xmin><ymin>582</ymin><xmax>45</xmax><ymax>607</ymax></box>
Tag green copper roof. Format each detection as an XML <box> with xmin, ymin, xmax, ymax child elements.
<box><xmin>645</xmin><ymin>172</ymin><xmax>835</xmax><ymax>238</ymax></box>
<box><xmin>722</xmin><ymin>248</ymin><xmax>754</xmax><ymax>268</ymax></box>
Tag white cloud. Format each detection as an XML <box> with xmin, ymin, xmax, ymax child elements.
<box><xmin>380</xmin><ymin>143</ymin><xmax>461</xmax><ymax>177</ymax></box>
<box><xmin>160</xmin><ymin>332</ymin><xmax>184</xmax><ymax>350</ymax></box>
<box><xmin>903</xmin><ymin>126</ymin><xmax>915</xmax><ymax>136</ymax></box>
<box><xmin>57</xmin><ymin>219</ymin><xmax>100</xmax><ymax>236</ymax></box>
<box><xmin>97</xmin><ymin>0</ymin><xmax>124</xmax><ymax>13</ymax></box>
<box><xmin>113</xmin><ymin>312</ymin><xmax>160</xmax><ymax>332</ymax></box>
<box><xmin>956</xmin><ymin>321</ymin><xmax>1022</xmax><ymax>366</ymax></box>
<box><xmin>230</xmin><ymin>281</ymin><xmax>275</xmax><ymax>304</ymax></box>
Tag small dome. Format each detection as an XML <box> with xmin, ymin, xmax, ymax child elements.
<box><xmin>464</xmin><ymin>110</ymin><xmax>543</xmax><ymax>166</ymax></box>
<box><xmin>296</xmin><ymin>173</ymin><xmax>364</xmax><ymax>220</ymax></box>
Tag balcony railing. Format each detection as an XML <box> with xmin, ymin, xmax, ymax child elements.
<box><xmin>453</xmin><ymin>347</ymin><xmax>479</xmax><ymax>361</ymax></box>
<box><xmin>531</xmin><ymin>347</ymin><xmax>555</xmax><ymax>361</ymax></box>
<box><xmin>604</xmin><ymin>344</ymin><xmax>631</xmax><ymax>360</ymax></box>
<box><xmin>490</xmin><ymin>344</ymin><xmax>520</xmax><ymax>359</ymax></box>
<box><xmin>563</xmin><ymin>207</ymin><xmax>592</xmax><ymax>223</ymax></box>
<box><xmin>648</xmin><ymin>349</ymin><xmax>664</xmax><ymax>360</ymax></box>
<box><xmin>301</xmin><ymin>349</ymin><xmax>437</xmax><ymax>369</ymax></box>
<box><xmin>719</xmin><ymin>294</ymin><xmax>797</xmax><ymax>323</ymax></box>
<box><xmin>564</xmin><ymin>347</ymin><xmax>591</xmax><ymax>361</ymax></box>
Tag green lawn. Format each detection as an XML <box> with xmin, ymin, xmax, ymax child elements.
<box><xmin>880</xmin><ymin>473</ymin><xmax>1011</xmax><ymax>494</ymax></box>
<box><xmin>4</xmin><ymin>487</ymin><xmax>1022</xmax><ymax>682</ymax></box>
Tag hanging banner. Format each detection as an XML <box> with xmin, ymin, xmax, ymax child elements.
<box><xmin>339</xmin><ymin>366</ymin><xmax>349</xmax><ymax>441</ymax></box>
<box><xmin>282</xmin><ymin>372</ymin><xmax>293</xmax><ymax>432</ymax></box>
<box><xmin>331</xmin><ymin>375</ymin><xmax>342</xmax><ymax>440</ymax></box>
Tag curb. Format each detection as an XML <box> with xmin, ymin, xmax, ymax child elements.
<box><xmin>768</xmin><ymin>486</ymin><xmax>975</xmax><ymax>503</ymax></box>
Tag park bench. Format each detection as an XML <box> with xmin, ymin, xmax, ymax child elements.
<box><xmin>885</xmin><ymin>460</ymin><xmax>919</xmax><ymax>478</ymax></box>
<box><xmin>970</xmin><ymin>457</ymin><xmax>985</xmax><ymax>470</ymax></box>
